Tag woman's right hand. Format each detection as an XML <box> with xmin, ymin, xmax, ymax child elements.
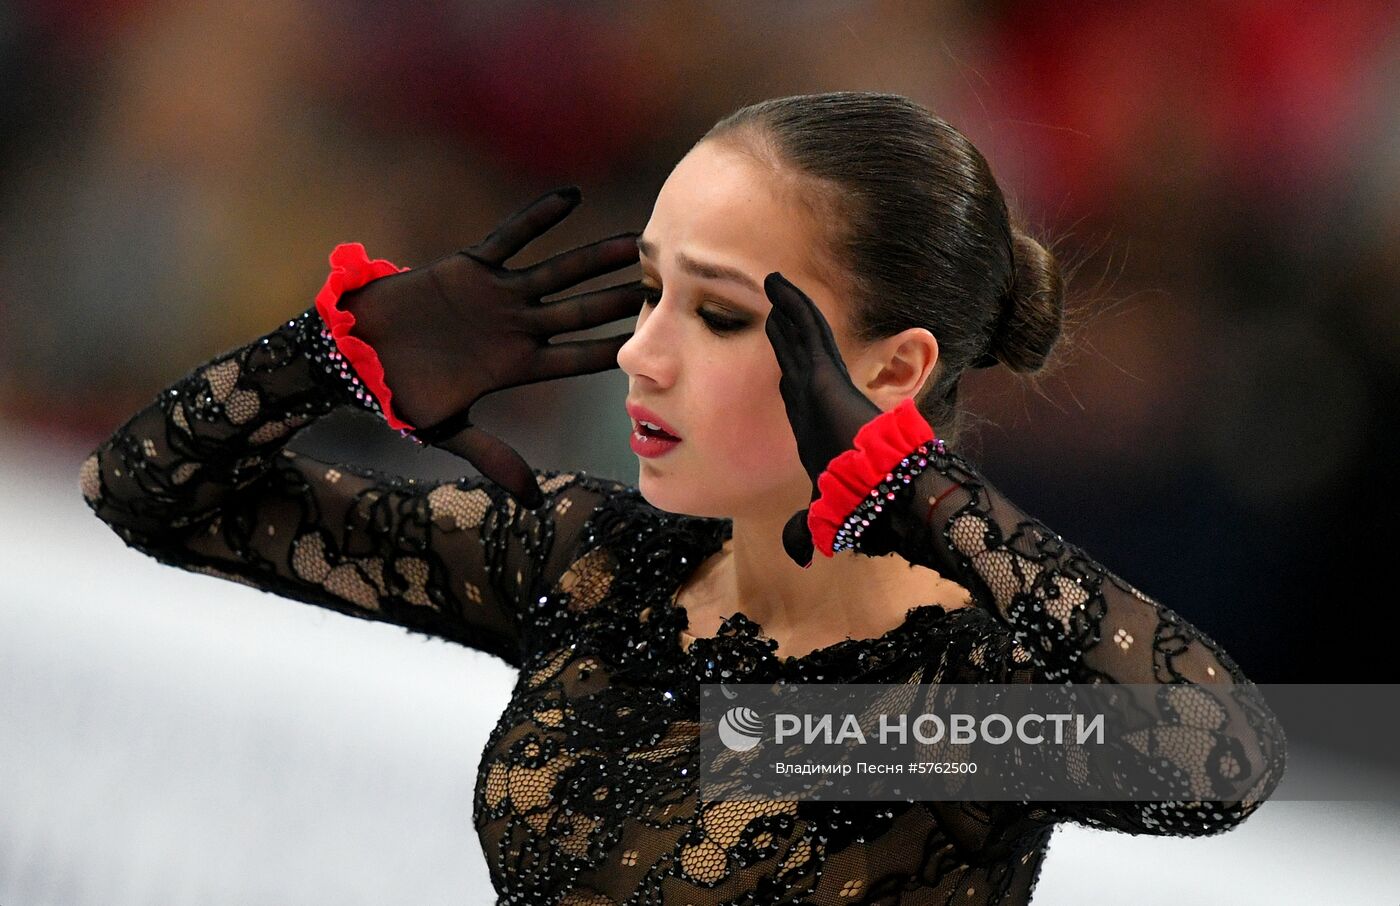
<box><xmin>337</xmin><ymin>186</ymin><xmax>645</xmax><ymax>509</ymax></box>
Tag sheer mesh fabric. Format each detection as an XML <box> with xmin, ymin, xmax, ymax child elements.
<box><xmin>83</xmin><ymin>306</ymin><xmax>1284</xmax><ymax>904</ymax></box>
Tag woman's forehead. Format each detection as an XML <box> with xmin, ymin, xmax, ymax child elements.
<box><xmin>645</xmin><ymin>143</ymin><xmax>844</xmax><ymax>301</ymax></box>
<box><xmin>651</xmin><ymin>147</ymin><xmax>796</xmax><ymax>242</ymax></box>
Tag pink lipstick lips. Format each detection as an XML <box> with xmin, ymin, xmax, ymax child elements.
<box><xmin>626</xmin><ymin>401</ymin><xmax>682</xmax><ymax>457</ymax></box>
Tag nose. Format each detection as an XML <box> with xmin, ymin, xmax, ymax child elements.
<box><xmin>616</xmin><ymin>297</ymin><xmax>674</xmax><ymax>387</ymax></box>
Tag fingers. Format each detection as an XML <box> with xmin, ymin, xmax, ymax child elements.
<box><xmin>530</xmin><ymin>333</ymin><xmax>633</xmax><ymax>383</ymax></box>
<box><xmin>782</xmin><ymin>508</ymin><xmax>816</xmax><ymax>569</ymax></box>
<box><xmin>516</xmin><ymin>232</ymin><xmax>640</xmax><ymax>298</ymax></box>
<box><xmin>764</xmin><ymin>272</ymin><xmax>844</xmax><ymax>362</ymax></box>
<box><xmin>764</xmin><ymin>288</ymin><xmax>805</xmax><ymax>374</ymax></box>
<box><xmin>530</xmin><ymin>280</ymin><xmax>650</xmax><ymax>337</ymax></box>
<box><xmin>470</xmin><ymin>186</ymin><xmax>583</xmax><ymax>267</ymax></box>
<box><xmin>431</xmin><ymin>423</ymin><xmax>546</xmax><ymax>510</ymax></box>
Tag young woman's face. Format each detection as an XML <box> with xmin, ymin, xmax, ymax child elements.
<box><xmin>617</xmin><ymin>139</ymin><xmax>865</xmax><ymax>519</ymax></box>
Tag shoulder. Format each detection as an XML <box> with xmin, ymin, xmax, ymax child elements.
<box><xmin>548</xmin><ymin>474</ymin><xmax>717</xmax><ymax>591</ymax></box>
<box><xmin>897</xmin><ymin>606</ymin><xmax>1037</xmax><ymax>684</ymax></box>
<box><xmin>531</xmin><ymin>470</ymin><xmax>721</xmax><ymax>585</ymax></box>
<box><xmin>511</xmin><ymin>471</ymin><xmax>643</xmax><ymax>652</ymax></box>
<box><xmin>539</xmin><ymin>469</ymin><xmax>636</xmax><ymax>499</ymax></box>
<box><xmin>493</xmin><ymin>469</ymin><xmax>642</xmax><ymax>535</ymax></box>
<box><xmin>538</xmin><ymin>469</ymin><xmax>642</xmax><ymax>536</ymax></box>
<box><xmin>527</xmin><ymin>470</ymin><xmax>654</xmax><ymax>578</ymax></box>
<box><xmin>544</xmin><ymin>470</ymin><xmax>698</xmax><ymax>545</ymax></box>
<box><xmin>421</xmin><ymin>469</ymin><xmax>640</xmax><ymax>546</ymax></box>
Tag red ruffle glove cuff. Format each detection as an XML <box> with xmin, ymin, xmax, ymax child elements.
<box><xmin>313</xmin><ymin>242</ymin><xmax>414</xmax><ymax>431</ymax></box>
<box><xmin>806</xmin><ymin>397</ymin><xmax>937</xmax><ymax>557</ymax></box>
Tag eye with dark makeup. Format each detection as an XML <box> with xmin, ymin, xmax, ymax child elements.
<box><xmin>638</xmin><ymin>284</ymin><xmax>749</xmax><ymax>334</ymax></box>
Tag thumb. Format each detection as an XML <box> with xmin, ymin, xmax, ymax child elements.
<box><xmin>782</xmin><ymin>508</ymin><xmax>815</xmax><ymax>569</ymax></box>
<box><xmin>431</xmin><ymin>423</ymin><xmax>546</xmax><ymax>510</ymax></box>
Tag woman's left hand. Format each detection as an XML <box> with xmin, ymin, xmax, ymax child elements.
<box><xmin>762</xmin><ymin>272</ymin><xmax>883</xmax><ymax>568</ymax></box>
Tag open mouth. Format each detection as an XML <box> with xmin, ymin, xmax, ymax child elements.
<box><xmin>634</xmin><ymin>420</ymin><xmax>681</xmax><ymax>441</ymax></box>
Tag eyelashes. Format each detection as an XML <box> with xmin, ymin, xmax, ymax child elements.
<box><xmin>639</xmin><ymin>286</ymin><xmax>748</xmax><ymax>334</ymax></box>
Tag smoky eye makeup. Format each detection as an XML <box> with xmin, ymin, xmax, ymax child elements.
<box><xmin>698</xmin><ymin>307</ymin><xmax>749</xmax><ymax>333</ymax></box>
<box><xmin>639</xmin><ymin>283</ymin><xmax>752</xmax><ymax>334</ymax></box>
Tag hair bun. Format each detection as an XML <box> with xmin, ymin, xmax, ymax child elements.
<box><xmin>986</xmin><ymin>229</ymin><xmax>1065</xmax><ymax>373</ymax></box>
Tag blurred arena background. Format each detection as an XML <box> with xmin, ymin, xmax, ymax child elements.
<box><xmin>2</xmin><ymin>1</ymin><xmax>1398</xmax><ymax>902</ymax></box>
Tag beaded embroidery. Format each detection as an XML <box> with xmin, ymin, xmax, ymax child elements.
<box><xmin>831</xmin><ymin>438</ymin><xmax>943</xmax><ymax>554</ymax></box>
<box><xmin>296</xmin><ymin>309</ymin><xmax>390</xmax><ymax>418</ymax></box>
<box><xmin>808</xmin><ymin>397</ymin><xmax>936</xmax><ymax>558</ymax></box>
<box><xmin>311</xmin><ymin>242</ymin><xmax>424</xmax><ymax>443</ymax></box>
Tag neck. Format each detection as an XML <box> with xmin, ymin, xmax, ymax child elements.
<box><xmin>699</xmin><ymin>504</ymin><xmax>961</xmax><ymax>653</ymax></box>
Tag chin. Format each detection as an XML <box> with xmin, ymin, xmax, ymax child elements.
<box><xmin>634</xmin><ymin>470</ymin><xmax>731</xmax><ymax>520</ymax></box>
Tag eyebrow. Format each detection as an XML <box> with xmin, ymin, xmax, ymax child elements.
<box><xmin>637</xmin><ymin>237</ymin><xmax>762</xmax><ymax>295</ymax></box>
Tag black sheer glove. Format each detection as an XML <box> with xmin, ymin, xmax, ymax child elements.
<box><xmin>337</xmin><ymin>186</ymin><xmax>646</xmax><ymax>510</ymax></box>
<box><xmin>762</xmin><ymin>272</ymin><xmax>884</xmax><ymax>568</ymax></box>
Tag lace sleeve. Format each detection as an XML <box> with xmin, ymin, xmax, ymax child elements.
<box><xmin>80</xmin><ymin>307</ymin><xmax>627</xmax><ymax>669</ymax></box>
<box><xmin>856</xmin><ymin>445</ymin><xmax>1286</xmax><ymax>845</ymax></box>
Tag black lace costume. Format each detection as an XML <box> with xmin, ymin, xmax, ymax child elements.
<box><xmin>81</xmin><ymin>308</ymin><xmax>1285</xmax><ymax>905</ymax></box>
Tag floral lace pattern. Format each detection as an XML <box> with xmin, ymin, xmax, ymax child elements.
<box><xmin>83</xmin><ymin>306</ymin><xmax>1284</xmax><ymax>905</ymax></box>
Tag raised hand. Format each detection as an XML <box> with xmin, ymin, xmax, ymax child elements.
<box><xmin>337</xmin><ymin>187</ymin><xmax>646</xmax><ymax>509</ymax></box>
<box><xmin>761</xmin><ymin>272</ymin><xmax>883</xmax><ymax>567</ymax></box>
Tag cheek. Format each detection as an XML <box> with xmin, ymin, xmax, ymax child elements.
<box><xmin>703</xmin><ymin>355</ymin><xmax>800</xmax><ymax>475</ymax></box>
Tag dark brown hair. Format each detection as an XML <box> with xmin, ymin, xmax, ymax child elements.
<box><xmin>702</xmin><ymin>91</ymin><xmax>1072</xmax><ymax>445</ymax></box>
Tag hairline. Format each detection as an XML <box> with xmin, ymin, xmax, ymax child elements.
<box><xmin>696</xmin><ymin>130</ymin><xmax>868</xmax><ymax>342</ymax></box>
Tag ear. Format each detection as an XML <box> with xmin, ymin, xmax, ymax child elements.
<box><xmin>861</xmin><ymin>327</ymin><xmax>939</xmax><ymax>408</ymax></box>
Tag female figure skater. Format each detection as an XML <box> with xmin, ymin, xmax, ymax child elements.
<box><xmin>82</xmin><ymin>92</ymin><xmax>1284</xmax><ymax>904</ymax></box>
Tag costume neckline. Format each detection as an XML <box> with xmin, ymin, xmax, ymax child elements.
<box><xmin>663</xmin><ymin>513</ymin><xmax>964</xmax><ymax>668</ymax></box>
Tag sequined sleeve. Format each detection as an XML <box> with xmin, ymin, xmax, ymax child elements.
<box><xmin>856</xmin><ymin>445</ymin><xmax>1286</xmax><ymax>844</ymax></box>
<box><xmin>79</xmin><ymin>306</ymin><xmax>629</xmax><ymax>669</ymax></box>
